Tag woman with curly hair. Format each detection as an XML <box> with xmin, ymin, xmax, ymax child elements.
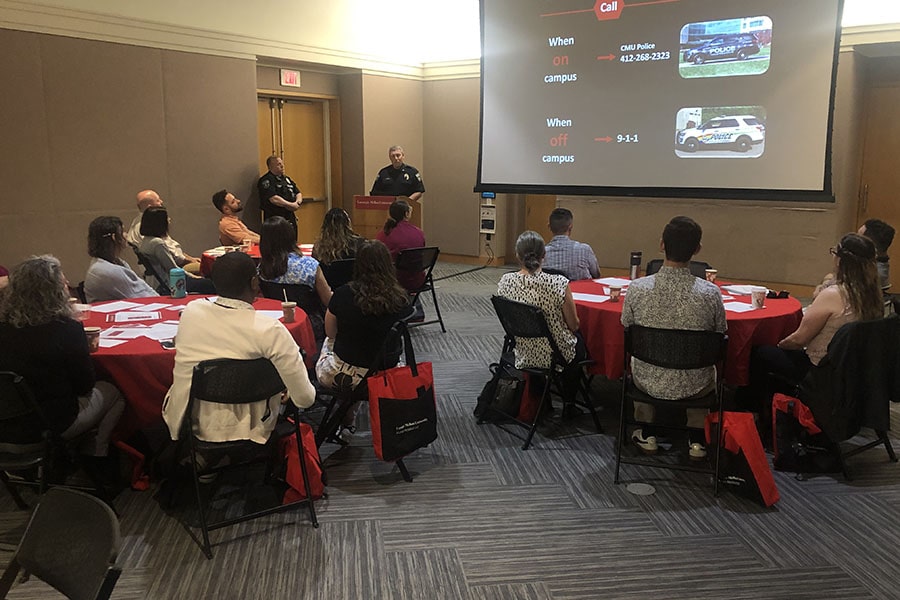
<box><xmin>312</xmin><ymin>208</ymin><xmax>363</xmax><ymax>265</ymax></box>
<box><xmin>0</xmin><ymin>256</ymin><xmax>124</xmax><ymax>456</ymax></box>
<box><xmin>315</xmin><ymin>240</ymin><xmax>413</xmax><ymax>443</ymax></box>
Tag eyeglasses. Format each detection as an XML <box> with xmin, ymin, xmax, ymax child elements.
<box><xmin>829</xmin><ymin>246</ymin><xmax>839</xmax><ymax>256</ymax></box>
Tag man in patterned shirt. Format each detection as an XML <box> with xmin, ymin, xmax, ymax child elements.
<box><xmin>620</xmin><ymin>216</ymin><xmax>726</xmax><ymax>458</ymax></box>
<box><xmin>543</xmin><ymin>208</ymin><xmax>600</xmax><ymax>280</ymax></box>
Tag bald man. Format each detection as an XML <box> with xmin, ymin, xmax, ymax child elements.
<box><xmin>127</xmin><ymin>189</ymin><xmax>200</xmax><ymax>273</ymax></box>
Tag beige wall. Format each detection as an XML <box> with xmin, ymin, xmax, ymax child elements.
<box><xmin>361</xmin><ymin>75</ymin><xmax>424</xmax><ymax>192</ymax></box>
<box><xmin>0</xmin><ymin>29</ymin><xmax>258</xmax><ymax>279</ymax></box>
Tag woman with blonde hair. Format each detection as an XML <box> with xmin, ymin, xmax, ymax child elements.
<box><xmin>312</xmin><ymin>208</ymin><xmax>363</xmax><ymax>265</ymax></box>
<box><xmin>0</xmin><ymin>256</ymin><xmax>125</xmax><ymax>457</ymax></box>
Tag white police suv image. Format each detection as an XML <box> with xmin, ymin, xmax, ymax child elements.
<box><xmin>675</xmin><ymin>115</ymin><xmax>766</xmax><ymax>153</ymax></box>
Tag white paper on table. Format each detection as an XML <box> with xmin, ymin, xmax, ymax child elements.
<box><xmin>92</xmin><ymin>300</ymin><xmax>143</xmax><ymax>313</ymax></box>
<box><xmin>724</xmin><ymin>302</ymin><xmax>759</xmax><ymax>313</ymax></box>
<box><xmin>256</xmin><ymin>310</ymin><xmax>285</xmax><ymax>321</ymax></box>
<box><xmin>143</xmin><ymin>323</ymin><xmax>180</xmax><ymax>341</ymax></box>
<box><xmin>722</xmin><ymin>285</ymin><xmax>764</xmax><ymax>296</ymax></box>
<box><xmin>111</xmin><ymin>311</ymin><xmax>160</xmax><ymax>323</ymax></box>
<box><xmin>133</xmin><ymin>302</ymin><xmax>172</xmax><ymax>312</ymax></box>
<box><xmin>98</xmin><ymin>338</ymin><xmax>128</xmax><ymax>348</ymax></box>
<box><xmin>167</xmin><ymin>305</ymin><xmax>187</xmax><ymax>312</ymax></box>
<box><xmin>593</xmin><ymin>277</ymin><xmax>632</xmax><ymax>287</ymax></box>
<box><xmin>721</xmin><ymin>295</ymin><xmax>734</xmax><ymax>300</ymax></box>
<box><xmin>572</xmin><ymin>292</ymin><xmax>610</xmax><ymax>303</ymax></box>
<box><xmin>101</xmin><ymin>327</ymin><xmax>150</xmax><ymax>340</ymax></box>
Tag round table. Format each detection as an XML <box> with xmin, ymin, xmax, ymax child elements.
<box><xmin>200</xmin><ymin>243</ymin><xmax>261</xmax><ymax>277</ymax></box>
<box><xmin>569</xmin><ymin>280</ymin><xmax>803</xmax><ymax>386</ymax></box>
<box><xmin>84</xmin><ymin>295</ymin><xmax>316</xmax><ymax>432</ymax></box>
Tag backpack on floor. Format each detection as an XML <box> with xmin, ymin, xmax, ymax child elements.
<box><xmin>474</xmin><ymin>358</ymin><xmax>526</xmax><ymax>423</ymax></box>
<box><xmin>772</xmin><ymin>393</ymin><xmax>841</xmax><ymax>475</ymax></box>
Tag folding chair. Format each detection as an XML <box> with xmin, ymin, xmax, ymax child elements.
<box><xmin>614</xmin><ymin>326</ymin><xmax>727</xmax><ymax>495</ymax></box>
<box><xmin>0</xmin><ymin>372</ymin><xmax>107</xmax><ymax>508</ymax></box>
<box><xmin>489</xmin><ymin>295</ymin><xmax>601</xmax><ymax>450</ymax></box>
<box><xmin>645</xmin><ymin>259</ymin><xmax>712</xmax><ymax>279</ymax></box>
<box><xmin>128</xmin><ymin>241</ymin><xmax>170</xmax><ymax>294</ymax></box>
<box><xmin>396</xmin><ymin>246</ymin><xmax>446</xmax><ymax>332</ymax></box>
<box><xmin>258</xmin><ymin>280</ymin><xmax>326</xmax><ymax>346</ymax></box>
<box><xmin>0</xmin><ymin>372</ymin><xmax>50</xmax><ymax>509</ymax></box>
<box><xmin>0</xmin><ymin>488</ymin><xmax>121</xmax><ymax>600</ymax></box>
<box><xmin>541</xmin><ymin>267</ymin><xmax>567</xmax><ymax>277</ymax></box>
<box><xmin>180</xmin><ymin>357</ymin><xmax>319</xmax><ymax>559</ymax></box>
<box><xmin>313</xmin><ymin>321</ymin><xmax>414</xmax><ymax>482</ymax></box>
<box><xmin>320</xmin><ymin>258</ymin><xmax>355</xmax><ymax>290</ymax></box>
<box><xmin>793</xmin><ymin>317</ymin><xmax>899</xmax><ymax>480</ymax></box>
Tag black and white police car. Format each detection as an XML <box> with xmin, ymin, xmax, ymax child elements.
<box><xmin>675</xmin><ymin>115</ymin><xmax>766</xmax><ymax>153</ymax></box>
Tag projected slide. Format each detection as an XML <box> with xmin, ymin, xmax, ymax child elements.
<box><xmin>478</xmin><ymin>0</ymin><xmax>842</xmax><ymax>197</ymax></box>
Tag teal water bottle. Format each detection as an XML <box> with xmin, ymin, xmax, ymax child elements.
<box><xmin>169</xmin><ymin>268</ymin><xmax>187</xmax><ymax>298</ymax></box>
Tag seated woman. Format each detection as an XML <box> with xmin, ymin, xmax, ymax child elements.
<box><xmin>497</xmin><ymin>230</ymin><xmax>581</xmax><ymax>371</ymax></box>
<box><xmin>259</xmin><ymin>216</ymin><xmax>332</xmax><ymax>343</ymax></box>
<box><xmin>84</xmin><ymin>216</ymin><xmax>159</xmax><ymax>303</ymax></box>
<box><xmin>376</xmin><ymin>198</ymin><xmax>426</xmax><ymax>318</ymax></box>
<box><xmin>315</xmin><ymin>240</ymin><xmax>413</xmax><ymax>443</ymax></box>
<box><xmin>312</xmin><ymin>208</ymin><xmax>363</xmax><ymax>265</ymax></box>
<box><xmin>138</xmin><ymin>207</ymin><xmax>216</xmax><ymax>295</ymax></box>
<box><xmin>745</xmin><ymin>233</ymin><xmax>884</xmax><ymax>410</ymax></box>
<box><xmin>0</xmin><ymin>256</ymin><xmax>125</xmax><ymax>457</ymax></box>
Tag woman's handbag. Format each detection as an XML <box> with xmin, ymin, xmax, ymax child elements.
<box><xmin>368</xmin><ymin>322</ymin><xmax>437</xmax><ymax>462</ymax></box>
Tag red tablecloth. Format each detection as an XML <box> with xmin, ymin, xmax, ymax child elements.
<box><xmin>85</xmin><ymin>295</ymin><xmax>316</xmax><ymax>431</ymax></box>
<box><xmin>569</xmin><ymin>280</ymin><xmax>803</xmax><ymax>386</ymax></box>
<box><xmin>200</xmin><ymin>243</ymin><xmax>261</xmax><ymax>277</ymax></box>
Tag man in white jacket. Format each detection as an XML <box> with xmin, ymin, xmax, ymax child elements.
<box><xmin>162</xmin><ymin>252</ymin><xmax>315</xmax><ymax>443</ymax></box>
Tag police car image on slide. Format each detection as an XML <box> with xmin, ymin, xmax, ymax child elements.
<box><xmin>682</xmin><ymin>34</ymin><xmax>760</xmax><ymax>65</ymax></box>
<box><xmin>676</xmin><ymin>115</ymin><xmax>765</xmax><ymax>153</ymax></box>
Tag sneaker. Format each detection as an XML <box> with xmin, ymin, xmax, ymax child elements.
<box><xmin>631</xmin><ymin>429</ymin><xmax>658</xmax><ymax>454</ymax></box>
<box><xmin>689</xmin><ymin>442</ymin><xmax>708</xmax><ymax>460</ymax></box>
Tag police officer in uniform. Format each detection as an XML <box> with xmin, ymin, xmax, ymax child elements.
<box><xmin>370</xmin><ymin>145</ymin><xmax>425</xmax><ymax>201</ymax></box>
<box><xmin>258</xmin><ymin>156</ymin><xmax>302</xmax><ymax>235</ymax></box>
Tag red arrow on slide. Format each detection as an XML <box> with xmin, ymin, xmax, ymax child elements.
<box><xmin>594</xmin><ymin>136</ymin><xmax>612</xmax><ymax>142</ymax></box>
<box><xmin>596</xmin><ymin>54</ymin><xmax>616</xmax><ymax>61</ymax></box>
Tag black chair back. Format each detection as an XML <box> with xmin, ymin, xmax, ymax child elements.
<box><xmin>490</xmin><ymin>295</ymin><xmax>567</xmax><ymax>368</ymax></box>
<box><xmin>320</xmin><ymin>258</ymin><xmax>355</xmax><ymax>289</ymax></box>
<box><xmin>625</xmin><ymin>326</ymin><xmax>726</xmax><ymax>370</ymax></box>
<box><xmin>0</xmin><ymin>371</ymin><xmax>40</xmax><ymax>422</ymax></box>
<box><xmin>395</xmin><ymin>246</ymin><xmax>440</xmax><ymax>292</ymax></box>
<box><xmin>258</xmin><ymin>280</ymin><xmax>326</xmax><ymax>344</ymax></box>
<box><xmin>541</xmin><ymin>267</ymin><xmax>567</xmax><ymax>277</ymax></box>
<box><xmin>128</xmin><ymin>242</ymin><xmax>170</xmax><ymax>294</ymax></box>
<box><xmin>0</xmin><ymin>487</ymin><xmax>121</xmax><ymax>600</ymax></box>
<box><xmin>645</xmin><ymin>259</ymin><xmax>711</xmax><ymax>279</ymax></box>
<box><xmin>189</xmin><ymin>358</ymin><xmax>286</xmax><ymax>407</ymax></box>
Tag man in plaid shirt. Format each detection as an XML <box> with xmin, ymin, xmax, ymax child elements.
<box><xmin>543</xmin><ymin>208</ymin><xmax>600</xmax><ymax>281</ymax></box>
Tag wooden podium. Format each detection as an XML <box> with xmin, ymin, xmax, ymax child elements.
<box><xmin>352</xmin><ymin>195</ymin><xmax>423</xmax><ymax>240</ymax></box>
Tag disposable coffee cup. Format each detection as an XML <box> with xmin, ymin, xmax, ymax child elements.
<box><xmin>750</xmin><ymin>286</ymin><xmax>767</xmax><ymax>309</ymax></box>
<box><xmin>299</xmin><ymin>243</ymin><xmax>314</xmax><ymax>257</ymax></box>
<box><xmin>705</xmin><ymin>269</ymin><xmax>718</xmax><ymax>283</ymax></box>
<box><xmin>608</xmin><ymin>285</ymin><xmax>622</xmax><ymax>302</ymax></box>
<box><xmin>241</xmin><ymin>238</ymin><xmax>252</xmax><ymax>253</ymax></box>
<box><xmin>72</xmin><ymin>303</ymin><xmax>91</xmax><ymax>321</ymax></box>
<box><xmin>84</xmin><ymin>326</ymin><xmax>101</xmax><ymax>352</ymax></box>
<box><xmin>282</xmin><ymin>301</ymin><xmax>296</xmax><ymax>323</ymax></box>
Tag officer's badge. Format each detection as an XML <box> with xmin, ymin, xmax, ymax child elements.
<box><xmin>404</xmin><ymin>173</ymin><xmax>410</xmax><ymax>180</ymax></box>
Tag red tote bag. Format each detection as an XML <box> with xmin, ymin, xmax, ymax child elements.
<box><xmin>368</xmin><ymin>323</ymin><xmax>438</xmax><ymax>462</ymax></box>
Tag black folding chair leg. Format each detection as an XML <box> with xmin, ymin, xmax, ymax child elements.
<box><xmin>0</xmin><ymin>471</ymin><xmax>29</xmax><ymax>510</ymax></box>
<box><xmin>430</xmin><ymin>285</ymin><xmax>446</xmax><ymax>333</ymax></box>
<box><xmin>188</xmin><ymin>444</ymin><xmax>214</xmax><ymax>559</ymax></box>
<box><xmin>522</xmin><ymin>378</ymin><xmax>552</xmax><ymax>451</ymax></box>
<box><xmin>396</xmin><ymin>458</ymin><xmax>413</xmax><ymax>482</ymax></box>
<box><xmin>878</xmin><ymin>430</ymin><xmax>898</xmax><ymax>462</ymax></box>
<box><xmin>293</xmin><ymin>423</ymin><xmax>319</xmax><ymax>528</ymax></box>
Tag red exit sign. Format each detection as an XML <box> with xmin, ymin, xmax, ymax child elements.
<box><xmin>280</xmin><ymin>69</ymin><xmax>301</xmax><ymax>88</ymax></box>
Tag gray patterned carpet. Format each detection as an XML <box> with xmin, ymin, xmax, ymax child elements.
<box><xmin>2</xmin><ymin>263</ymin><xmax>899</xmax><ymax>599</ymax></box>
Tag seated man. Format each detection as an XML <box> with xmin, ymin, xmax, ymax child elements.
<box><xmin>543</xmin><ymin>208</ymin><xmax>600</xmax><ymax>280</ymax></box>
<box><xmin>127</xmin><ymin>189</ymin><xmax>201</xmax><ymax>274</ymax></box>
<box><xmin>814</xmin><ymin>218</ymin><xmax>895</xmax><ymax>296</ymax></box>
<box><xmin>162</xmin><ymin>252</ymin><xmax>315</xmax><ymax>443</ymax></box>
<box><xmin>620</xmin><ymin>216</ymin><xmax>726</xmax><ymax>458</ymax></box>
<box><xmin>212</xmin><ymin>189</ymin><xmax>261</xmax><ymax>246</ymax></box>
<box><xmin>860</xmin><ymin>218</ymin><xmax>894</xmax><ymax>289</ymax></box>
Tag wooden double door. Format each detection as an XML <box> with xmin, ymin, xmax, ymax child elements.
<box><xmin>257</xmin><ymin>96</ymin><xmax>330</xmax><ymax>243</ymax></box>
